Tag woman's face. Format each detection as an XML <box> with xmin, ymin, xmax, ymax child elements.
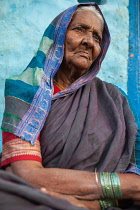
<box><xmin>63</xmin><ymin>10</ymin><xmax>103</xmax><ymax>72</ymax></box>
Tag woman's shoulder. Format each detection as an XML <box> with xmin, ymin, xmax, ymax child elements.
<box><xmin>92</xmin><ymin>77</ymin><xmax>127</xmax><ymax>98</ymax></box>
<box><xmin>88</xmin><ymin>77</ymin><xmax>129</xmax><ymax>107</ymax></box>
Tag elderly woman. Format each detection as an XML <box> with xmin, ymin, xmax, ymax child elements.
<box><xmin>1</xmin><ymin>2</ymin><xmax>140</xmax><ymax>210</ymax></box>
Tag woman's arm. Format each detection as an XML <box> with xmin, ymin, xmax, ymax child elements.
<box><xmin>3</xmin><ymin>132</ymin><xmax>140</xmax><ymax>207</ymax></box>
<box><xmin>9</xmin><ymin>160</ymin><xmax>101</xmax><ymax>200</ymax></box>
<box><xmin>7</xmin><ymin>161</ymin><xmax>102</xmax><ymax>209</ymax></box>
<box><xmin>2</xmin><ymin>132</ymin><xmax>101</xmax><ymax>200</ymax></box>
<box><xmin>8</xmin><ymin>160</ymin><xmax>140</xmax><ymax>202</ymax></box>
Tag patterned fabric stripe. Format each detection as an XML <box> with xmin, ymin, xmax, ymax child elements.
<box><xmin>1</xmin><ymin>113</ymin><xmax>21</xmax><ymax>134</ymax></box>
<box><xmin>2</xmin><ymin>138</ymin><xmax>41</xmax><ymax>156</ymax></box>
<box><xmin>1</xmin><ymin>127</ymin><xmax>13</xmax><ymax>133</ymax></box>
<box><xmin>125</xmin><ymin>164</ymin><xmax>140</xmax><ymax>175</ymax></box>
<box><xmin>2</xmin><ymin>132</ymin><xmax>24</xmax><ymax>143</ymax></box>
<box><xmin>38</xmin><ymin>37</ymin><xmax>54</xmax><ymax>56</ymax></box>
<box><xmin>1</xmin><ymin>119</ymin><xmax>21</xmax><ymax>133</ymax></box>
<box><xmin>5</xmin><ymin>79</ymin><xmax>39</xmax><ymax>104</ymax></box>
<box><xmin>3</xmin><ymin>113</ymin><xmax>21</xmax><ymax>121</ymax></box>
<box><xmin>1</xmin><ymin>135</ymin><xmax>41</xmax><ymax>167</ymax></box>
<box><xmin>27</xmin><ymin>53</ymin><xmax>45</xmax><ymax>69</ymax></box>
<box><xmin>43</xmin><ymin>23</ymin><xmax>55</xmax><ymax>40</ymax></box>
<box><xmin>1</xmin><ymin>96</ymin><xmax>30</xmax><ymax>134</ymax></box>
<box><xmin>3</xmin><ymin>96</ymin><xmax>30</xmax><ymax>116</ymax></box>
<box><xmin>10</xmin><ymin>67</ymin><xmax>44</xmax><ymax>86</ymax></box>
<box><xmin>1</xmin><ymin>155</ymin><xmax>42</xmax><ymax>168</ymax></box>
<box><xmin>26</xmin><ymin>26</ymin><xmax>55</xmax><ymax>70</ymax></box>
<box><xmin>26</xmin><ymin>25</ymin><xmax>55</xmax><ymax>69</ymax></box>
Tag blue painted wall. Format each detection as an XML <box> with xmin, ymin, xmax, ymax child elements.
<box><xmin>128</xmin><ymin>0</ymin><xmax>140</xmax><ymax>167</ymax></box>
<box><xmin>0</xmin><ymin>0</ymin><xmax>135</xmax><ymax>152</ymax></box>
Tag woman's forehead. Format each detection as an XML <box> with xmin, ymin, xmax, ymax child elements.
<box><xmin>69</xmin><ymin>10</ymin><xmax>103</xmax><ymax>31</ymax></box>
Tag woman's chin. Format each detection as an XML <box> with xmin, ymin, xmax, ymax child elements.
<box><xmin>71</xmin><ymin>60</ymin><xmax>92</xmax><ymax>72</ymax></box>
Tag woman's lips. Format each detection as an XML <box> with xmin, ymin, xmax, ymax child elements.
<box><xmin>76</xmin><ymin>51</ymin><xmax>90</xmax><ymax>59</ymax></box>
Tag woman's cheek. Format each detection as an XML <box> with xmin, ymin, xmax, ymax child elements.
<box><xmin>94</xmin><ymin>45</ymin><xmax>101</xmax><ymax>58</ymax></box>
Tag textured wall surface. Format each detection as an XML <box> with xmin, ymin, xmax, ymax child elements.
<box><xmin>0</xmin><ymin>0</ymin><xmax>129</xmax><ymax>151</ymax></box>
<box><xmin>98</xmin><ymin>0</ymin><xmax>129</xmax><ymax>92</ymax></box>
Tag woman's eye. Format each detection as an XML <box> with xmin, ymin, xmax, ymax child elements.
<box><xmin>93</xmin><ymin>34</ymin><xmax>100</xmax><ymax>43</ymax></box>
<box><xmin>75</xmin><ymin>27</ymin><xmax>83</xmax><ymax>32</ymax></box>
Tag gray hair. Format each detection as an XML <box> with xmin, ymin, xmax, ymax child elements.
<box><xmin>75</xmin><ymin>6</ymin><xmax>104</xmax><ymax>29</ymax></box>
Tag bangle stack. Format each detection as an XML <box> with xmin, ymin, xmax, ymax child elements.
<box><xmin>98</xmin><ymin>172</ymin><xmax>122</xmax><ymax>209</ymax></box>
<box><xmin>99</xmin><ymin>199</ymin><xmax>118</xmax><ymax>209</ymax></box>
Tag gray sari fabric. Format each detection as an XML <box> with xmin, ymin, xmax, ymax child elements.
<box><xmin>40</xmin><ymin>78</ymin><xmax>137</xmax><ymax>173</ymax></box>
<box><xmin>1</xmin><ymin>78</ymin><xmax>136</xmax><ymax>210</ymax></box>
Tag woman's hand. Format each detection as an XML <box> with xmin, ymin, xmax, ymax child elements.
<box><xmin>40</xmin><ymin>188</ymin><xmax>101</xmax><ymax>210</ymax></box>
<box><xmin>10</xmin><ymin>160</ymin><xmax>102</xmax><ymax>200</ymax></box>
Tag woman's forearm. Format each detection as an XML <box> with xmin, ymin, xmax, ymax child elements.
<box><xmin>10</xmin><ymin>161</ymin><xmax>102</xmax><ymax>199</ymax></box>
<box><xmin>10</xmin><ymin>161</ymin><xmax>140</xmax><ymax>204</ymax></box>
<box><xmin>28</xmin><ymin>168</ymin><xmax>102</xmax><ymax>200</ymax></box>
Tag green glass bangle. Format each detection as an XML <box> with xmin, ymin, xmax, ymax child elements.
<box><xmin>99</xmin><ymin>199</ymin><xmax>118</xmax><ymax>210</ymax></box>
<box><xmin>100</xmin><ymin>172</ymin><xmax>114</xmax><ymax>199</ymax></box>
<box><xmin>100</xmin><ymin>172</ymin><xmax>122</xmax><ymax>200</ymax></box>
<box><xmin>110</xmin><ymin>173</ymin><xmax>122</xmax><ymax>199</ymax></box>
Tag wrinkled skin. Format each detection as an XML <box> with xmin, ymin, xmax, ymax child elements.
<box><xmin>54</xmin><ymin>10</ymin><xmax>103</xmax><ymax>88</ymax></box>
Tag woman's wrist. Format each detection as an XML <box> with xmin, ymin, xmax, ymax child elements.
<box><xmin>96</xmin><ymin>172</ymin><xmax>140</xmax><ymax>200</ymax></box>
<box><xmin>97</xmin><ymin>172</ymin><xmax>121</xmax><ymax>209</ymax></box>
<box><xmin>96</xmin><ymin>172</ymin><xmax>140</xmax><ymax>209</ymax></box>
<box><xmin>119</xmin><ymin>173</ymin><xmax>140</xmax><ymax>200</ymax></box>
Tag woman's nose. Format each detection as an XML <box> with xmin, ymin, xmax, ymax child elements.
<box><xmin>82</xmin><ymin>33</ymin><xmax>94</xmax><ymax>47</ymax></box>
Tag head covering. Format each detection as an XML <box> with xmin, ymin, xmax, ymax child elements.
<box><xmin>1</xmin><ymin>3</ymin><xmax>110</xmax><ymax>145</ymax></box>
